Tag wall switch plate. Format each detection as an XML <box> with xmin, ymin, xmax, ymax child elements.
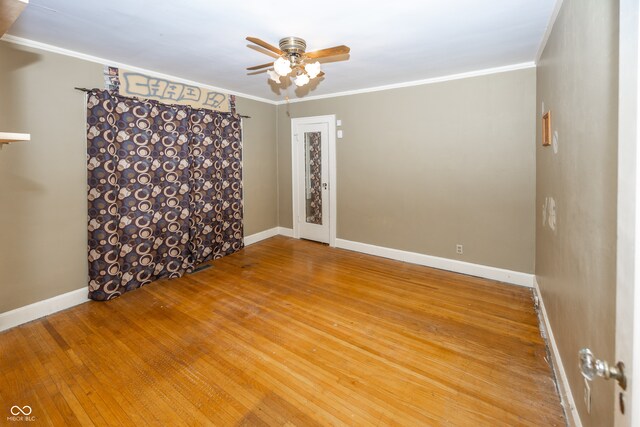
<box><xmin>336</xmin><ymin>119</ymin><xmax>342</xmax><ymax>126</ymax></box>
<box><xmin>337</xmin><ymin>130</ymin><xmax>343</xmax><ymax>138</ymax></box>
<box><xmin>456</xmin><ymin>244</ymin><xmax>463</xmax><ymax>254</ymax></box>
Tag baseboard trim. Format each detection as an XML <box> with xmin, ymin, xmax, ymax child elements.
<box><xmin>244</xmin><ymin>227</ymin><xmax>280</xmax><ymax>246</ymax></box>
<box><xmin>534</xmin><ymin>278</ymin><xmax>582</xmax><ymax>426</ymax></box>
<box><xmin>243</xmin><ymin>227</ymin><xmax>296</xmax><ymax>246</ymax></box>
<box><xmin>277</xmin><ymin>227</ymin><xmax>294</xmax><ymax>237</ymax></box>
<box><xmin>2</xmin><ymin>226</ymin><xmax>288</xmax><ymax>332</ymax></box>
<box><xmin>334</xmin><ymin>238</ymin><xmax>535</xmax><ymax>287</ymax></box>
<box><xmin>0</xmin><ymin>231</ymin><xmax>532</xmax><ymax>333</ymax></box>
<box><xmin>0</xmin><ymin>287</ymin><xmax>89</xmax><ymax>333</ymax></box>
<box><xmin>243</xmin><ymin>227</ymin><xmax>295</xmax><ymax>246</ymax></box>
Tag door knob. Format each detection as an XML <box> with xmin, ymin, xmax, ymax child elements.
<box><xmin>579</xmin><ymin>348</ymin><xmax>626</xmax><ymax>390</ymax></box>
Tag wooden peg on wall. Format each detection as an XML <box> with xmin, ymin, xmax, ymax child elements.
<box><xmin>542</xmin><ymin>111</ymin><xmax>551</xmax><ymax>146</ymax></box>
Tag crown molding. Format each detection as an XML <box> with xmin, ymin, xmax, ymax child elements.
<box><xmin>2</xmin><ymin>34</ymin><xmax>537</xmax><ymax>107</ymax></box>
<box><xmin>535</xmin><ymin>0</ymin><xmax>564</xmax><ymax>63</ymax></box>
<box><xmin>274</xmin><ymin>62</ymin><xmax>536</xmax><ymax>105</ymax></box>
<box><xmin>0</xmin><ymin>34</ymin><xmax>279</xmax><ymax>105</ymax></box>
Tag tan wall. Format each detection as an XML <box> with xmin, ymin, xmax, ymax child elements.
<box><xmin>235</xmin><ymin>97</ymin><xmax>278</xmax><ymax>236</ymax></box>
<box><xmin>536</xmin><ymin>0</ymin><xmax>619</xmax><ymax>425</ymax></box>
<box><xmin>277</xmin><ymin>68</ymin><xmax>536</xmax><ymax>273</ymax></box>
<box><xmin>0</xmin><ymin>41</ymin><xmax>277</xmax><ymax>313</ymax></box>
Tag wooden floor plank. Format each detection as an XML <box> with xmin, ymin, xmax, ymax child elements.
<box><xmin>0</xmin><ymin>236</ymin><xmax>564</xmax><ymax>426</ymax></box>
<box><xmin>191</xmin><ymin>270</ymin><xmax>546</xmax><ymax>425</ymax></box>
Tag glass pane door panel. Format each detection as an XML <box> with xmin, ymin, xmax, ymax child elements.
<box><xmin>304</xmin><ymin>131</ymin><xmax>322</xmax><ymax>225</ymax></box>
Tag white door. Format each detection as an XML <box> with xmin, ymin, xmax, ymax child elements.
<box><xmin>291</xmin><ymin>116</ymin><xmax>336</xmax><ymax>245</ymax></box>
<box><xmin>581</xmin><ymin>2</ymin><xmax>639</xmax><ymax>424</ymax></box>
<box><xmin>615</xmin><ymin>0</ymin><xmax>640</xmax><ymax>424</ymax></box>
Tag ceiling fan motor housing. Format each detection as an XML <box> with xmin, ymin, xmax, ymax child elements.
<box><xmin>279</xmin><ymin>37</ymin><xmax>307</xmax><ymax>55</ymax></box>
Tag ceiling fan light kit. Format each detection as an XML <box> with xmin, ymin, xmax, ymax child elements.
<box><xmin>246</xmin><ymin>36</ymin><xmax>350</xmax><ymax>88</ymax></box>
<box><xmin>270</xmin><ymin>37</ymin><xmax>318</xmax><ymax>85</ymax></box>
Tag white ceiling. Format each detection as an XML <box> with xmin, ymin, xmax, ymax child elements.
<box><xmin>7</xmin><ymin>0</ymin><xmax>555</xmax><ymax>102</ymax></box>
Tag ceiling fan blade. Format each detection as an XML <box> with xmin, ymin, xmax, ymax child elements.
<box><xmin>246</xmin><ymin>37</ymin><xmax>283</xmax><ymax>56</ymax></box>
<box><xmin>305</xmin><ymin>45</ymin><xmax>350</xmax><ymax>59</ymax></box>
<box><xmin>247</xmin><ymin>62</ymin><xmax>274</xmax><ymax>71</ymax></box>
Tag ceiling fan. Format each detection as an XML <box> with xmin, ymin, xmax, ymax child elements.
<box><xmin>246</xmin><ymin>36</ymin><xmax>350</xmax><ymax>87</ymax></box>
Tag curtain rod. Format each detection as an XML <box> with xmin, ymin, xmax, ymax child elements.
<box><xmin>74</xmin><ymin>87</ymin><xmax>251</xmax><ymax>118</ymax></box>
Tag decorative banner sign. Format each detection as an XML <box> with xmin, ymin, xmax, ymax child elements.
<box><xmin>103</xmin><ymin>66</ymin><xmax>235</xmax><ymax>113</ymax></box>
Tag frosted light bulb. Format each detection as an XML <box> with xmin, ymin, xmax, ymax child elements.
<box><xmin>304</xmin><ymin>61</ymin><xmax>321</xmax><ymax>78</ymax></box>
<box><xmin>294</xmin><ymin>73</ymin><xmax>310</xmax><ymax>87</ymax></box>
<box><xmin>274</xmin><ymin>57</ymin><xmax>292</xmax><ymax>76</ymax></box>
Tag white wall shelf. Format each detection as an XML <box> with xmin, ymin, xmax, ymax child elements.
<box><xmin>0</xmin><ymin>132</ymin><xmax>31</xmax><ymax>144</ymax></box>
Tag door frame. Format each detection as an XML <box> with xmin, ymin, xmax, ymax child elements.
<box><xmin>291</xmin><ymin>115</ymin><xmax>337</xmax><ymax>247</ymax></box>
<box><xmin>616</xmin><ymin>0</ymin><xmax>640</xmax><ymax>425</ymax></box>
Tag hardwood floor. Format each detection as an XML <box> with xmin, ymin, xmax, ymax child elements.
<box><xmin>0</xmin><ymin>236</ymin><xmax>564</xmax><ymax>426</ymax></box>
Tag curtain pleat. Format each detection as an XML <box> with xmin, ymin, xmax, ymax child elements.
<box><xmin>86</xmin><ymin>90</ymin><xmax>243</xmax><ymax>301</ymax></box>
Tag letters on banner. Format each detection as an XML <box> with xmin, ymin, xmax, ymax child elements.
<box><xmin>104</xmin><ymin>66</ymin><xmax>235</xmax><ymax>113</ymax></box>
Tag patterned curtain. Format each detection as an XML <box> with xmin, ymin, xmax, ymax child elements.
<box><xmin>86</xmin><ymin>90</ymin><xmax>243</xmax><ymax>301</ymax></box>
<box><xmin>188</xmin><ymin>109</ymin><xmax>243</xmax><ymax>265</ymax></box>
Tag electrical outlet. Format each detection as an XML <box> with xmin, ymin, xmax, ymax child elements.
<box><xmin>456</xmin><ymin>244</ymin><xmax>463</xmax><ymax>255</ymax></box>
<box><xmin>584</xmin><ymin>378</ymin><xmax>591</xmax><ymax>414</ymax></box>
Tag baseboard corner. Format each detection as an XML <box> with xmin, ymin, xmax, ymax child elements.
<box><xmin>244</xmin><ymin>227</ymin><xmax>280</xmax><ymax>246</ymax></box>
<box><xmin>277</xmin><ymin>227</ymin><xmax>294</xmax><ymax>237</ymax></box>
